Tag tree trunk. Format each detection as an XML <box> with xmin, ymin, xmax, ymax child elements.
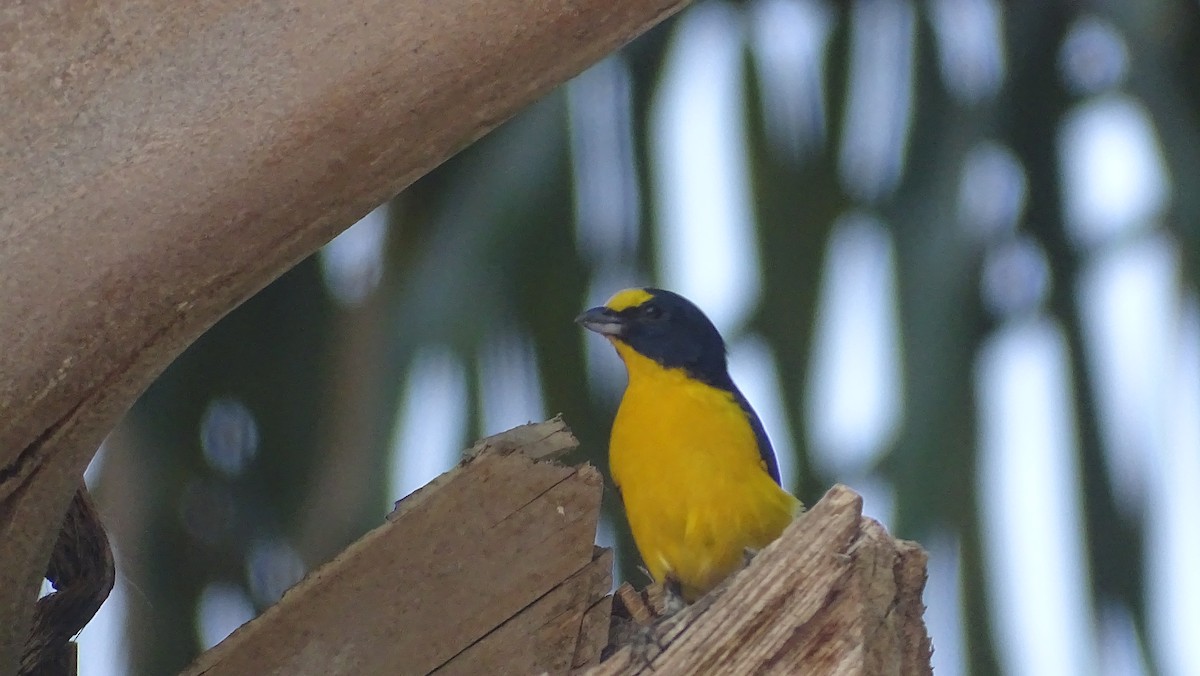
<box><xmin>0</xmin><ymin>0</ymin><xmax>691</xmax><ymax>669</ymax></box>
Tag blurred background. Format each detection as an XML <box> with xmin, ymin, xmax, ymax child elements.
<box><xmin>69</xmin><ymin>0</ymin><xmax>1200</xmax><ymax>673</ymax></box>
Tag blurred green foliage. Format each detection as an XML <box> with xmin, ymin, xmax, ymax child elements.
<box><xmin>93</xmin><ymin>1</ymin><xmax>1200</xmax><ymax>674</ymax></box>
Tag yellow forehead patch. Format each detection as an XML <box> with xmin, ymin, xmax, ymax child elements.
<box><xmin>605</xmin><ymin>288</ymin><xmax>654</xmax><ymax>312</ymax></box>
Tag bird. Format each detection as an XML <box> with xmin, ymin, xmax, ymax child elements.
<box><xmin>577</xmin><ymin>287</ymin><xmax>802</xmax><ymax>602</ymax></box>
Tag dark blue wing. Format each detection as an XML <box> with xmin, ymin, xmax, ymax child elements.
<box><xmin>732</xmin><ymin>387</ymin><xmax>783</xmax><ymax>486</ymax></box>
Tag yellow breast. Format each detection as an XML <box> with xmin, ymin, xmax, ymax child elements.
<box><xmin>608</xmin><ymin>341</ymin><xmax>800</xmax><ymax>601</ymax></box>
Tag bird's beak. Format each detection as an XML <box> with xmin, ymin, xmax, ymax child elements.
<box><xmin>575</xmin><ymin>305</ymin><xmax>625</xmax><ymax>337</ymax></box>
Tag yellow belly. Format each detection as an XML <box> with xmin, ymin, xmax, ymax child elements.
<box><xmin>609</xmin><ymin>347</ymin><xmax>800</xmax><ymax>601</ymax></box>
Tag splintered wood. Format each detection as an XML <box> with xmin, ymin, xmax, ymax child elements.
<box><xmin>591</xmin><ymin>485</ymin><xmax>932</xmax><ymax>676</ymax></box>
<box><xmin>182</xmin><ymin>419</ymin><xmax>932</xmax><ymax>676</ymax></box>
<box><xmin>183</xmin><ymin>417</ymin><xmax>610</xmax><ymax>676</ymax></box>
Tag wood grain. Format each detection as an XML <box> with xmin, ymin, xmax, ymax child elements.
<box><xmin>435</xmin><ymin>549</ymin><xmax>612</xmax><ymax>676</ymax></box>
<box><xmin>590</xmin><ymin>485</ymin><xmax>932</xmax><ymax>676</ymax></box>
<box><xmin>183</xmin><ymin>420</ymin><xmax>609</xmax><ymax>676</ymax></box>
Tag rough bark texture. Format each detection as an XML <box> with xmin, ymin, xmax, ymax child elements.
<box><xmin>182</xmin><ymin>419</ymin><xmax>611</xmax><ymax>676</ymax></box>
<box><xmin>0</xmin><ymin>0</ymin><xmax>691</xmax><ymax>669</ymax></box>
<box><xmin>20</xmin><ymin>486</ymin><xmax>114</xmax><ymax>676</ymax></box>
<box><xmin>131</xmin><ymin>421</ymin><xmax>929</xmax><ymax>675</ymax></box>
<box><xmin>589</xmin><ymin>485</ymin><xmax>933</xmax><ymax>676</ymax></box>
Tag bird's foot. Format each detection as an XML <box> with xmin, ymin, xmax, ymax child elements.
<box><xmin>658</xmin><ymin>578</ymin><xmax>688</xmax><ymax>618</ymax></box>
<box><xmin>627</xmin><ymin>580</ymin><xmax>688</xmax><ymax>668</ymax></box>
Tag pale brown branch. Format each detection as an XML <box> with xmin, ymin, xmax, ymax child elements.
<box><xmin>0</xmin><ymin>0</ymin><xmax>691</xmax><ymax>669</ymax></box>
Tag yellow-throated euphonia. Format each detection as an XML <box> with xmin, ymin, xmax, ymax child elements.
<box><xmin>577</xmin><ymin>287</ymin><xmax>802</xmax><ymax>601</ymax></box>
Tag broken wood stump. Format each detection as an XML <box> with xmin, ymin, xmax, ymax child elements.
<box><xmin>181</xmin><ymin>416</ymin><xmax>931</xmax><ymax>676</ymax></box>
<box><xmin>590</xmin><ymin>485</ymin><xmax>932</xmax><ymax>675</ymax></box>
<box><xmin>183</xmin><ymin>417</ymin><xmax>610</xmax><ymax>676</ymax></box>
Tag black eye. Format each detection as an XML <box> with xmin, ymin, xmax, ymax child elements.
<box><xmin>642</xmin><ymin>305</ymin><xmax>663</xmax><ymax>319</ymax></box>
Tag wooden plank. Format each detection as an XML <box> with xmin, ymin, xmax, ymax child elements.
<box><xmin>572</xmin><ymin>591</ymin><xmax>615</xmax><ymax>670</ymax></box>
<box><xmin>590</xmin><ymin>485</ymin><xmax>932</xmax><ymax>675</ymax></box>
<box><xmin>183</xmin><ymin>420</ymin><xmax>606</xmax><ymax>676</ymax></box>
<box><xmin>464</xmin><ymin>414</ymin><xmax>583</xmax><ymax>461</ymax></box>
<box><xmin>435</xmin><ymin>548</ymin><xmax>613</xmax><ymax>675</ymax></box>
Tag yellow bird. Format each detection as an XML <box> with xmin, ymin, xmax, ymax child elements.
<box><xmin>577</xmin><ymin>287</ymin><xmax>801</xmax><ymax>602</ymax></box>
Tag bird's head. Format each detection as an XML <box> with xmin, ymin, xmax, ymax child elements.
<box><xmin>576</xmin><ymin>288</ymin><xmax>730</xmax><ymax>385</ymax></box>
